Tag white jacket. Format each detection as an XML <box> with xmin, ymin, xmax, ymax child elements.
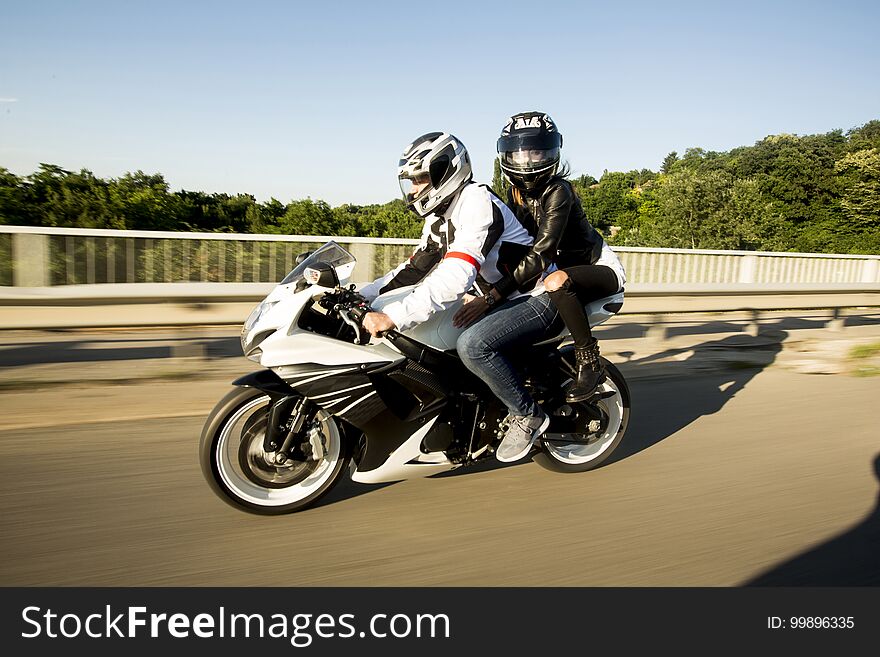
<box><xmin>360</xmin><ymin>183</ymin><xmax>533</xmax><ymax>331</ymax></box>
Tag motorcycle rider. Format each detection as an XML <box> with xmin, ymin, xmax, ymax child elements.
<box><xmin>453</xmin><ymin>111</ymin><xmax>625</xmax><ymax>463</ymax></box>
<box><xmin>360</xmin><ymin>132</ymin><xmax>534</xmax><ymax>342</ymax></box>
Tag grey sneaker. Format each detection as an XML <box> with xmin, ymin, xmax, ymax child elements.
<box><xmin>495</xmin><ymin>412</ymin><xmax>551</xmax><ymax>463</ymax></box>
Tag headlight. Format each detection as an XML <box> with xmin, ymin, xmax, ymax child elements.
<box><xmin>240</xmin><ymin>301</ymin><xmax>278</xmax><ymax>353</ymax></box>
<box><xmin>242</xmin><ymin>304</ymin><xmax>262</xmax><ymax>334</ymax></box>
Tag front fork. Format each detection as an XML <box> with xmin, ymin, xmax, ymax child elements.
<box><xmin>263</xmin><ymin>395</ymin><xmax>315</xmax><ymax>461</ymax></box>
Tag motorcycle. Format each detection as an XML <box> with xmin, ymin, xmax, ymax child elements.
<box><xmin>199</xmin><ymin>241</ymin><xmax>630</xmax><ymax>514</ymax></box>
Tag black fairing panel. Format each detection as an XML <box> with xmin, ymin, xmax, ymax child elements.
<box><xmin>233</xmin><ymin>370</ymin><xmax>297</xmax><ymax>396</ymax></box>
<box><xmin>277</xmin><ymin>361</ymin><xmax>392</xmax><ymax>427</ymax></box>
<box><xmin>355</xmin><ymin>408</ymin><xmax>442</xmax><ymax>473</ymax></box>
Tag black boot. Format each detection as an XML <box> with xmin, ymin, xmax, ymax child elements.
<box><xmin>566</xmin><ymin>340</ymin><xmax>605</xmax><ymax>403</ymax></box>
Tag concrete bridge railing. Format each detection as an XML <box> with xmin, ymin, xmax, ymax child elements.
<box><xmin>1</xmin><ymin>226</ymin><xmax>878</xmax><ymax>330</ymax></box>
<box><xmin>2</xmin><ymin>225</ymin><xmax>879</xmax><ymax>289</ymax></box>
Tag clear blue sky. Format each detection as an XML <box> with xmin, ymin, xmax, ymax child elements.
<box><xmin>2</xmin><ymin>0</ymin><xmax>878</xmax><ymax>206</ymax></box>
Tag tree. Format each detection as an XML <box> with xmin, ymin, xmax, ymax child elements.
<box><xmin>578</xmin><ymin>170</ymin><xmax>641</xmax><ymax>237</ymax></box>
<box><xmin>24</xmin><ymin>165</ymin><xmax>122</xmax><ymax>229</ymax></box>
<box><xmin>491</xmin><ymin>158</ymin><xmax>510</xmax><ymax>200</ymax></box>
<box><xmin>836</xmin><ymin>149</ymin><xmax>880</xmax><ymax>222</ymax></box>
<box><xmin>278</xmin><ymin>199</ymin><xmax>335</xmax><ymax>236</ymax></box>
<box><xmin>661</xmin><ymin>151</ymin><xmax>679</xmax><ymax>174</ymax></box>
<box><xmin>0</xmin><ymin>168</ymin><xmax>27</xmax><ymax>224</ymax></box>
<box><xmin>835</xmin><ymin>148</ymin><xmax>880</xmax><ymax>253</ymax></box>
<box><xmin>108</xmin><ymin>171</ymin><xmax>174</xmax><ymax>231</ymax></box>
<box><xmin>846</xmin><ymin>120</ymin><xmax>880</xmax><ymax>152</ymax></box>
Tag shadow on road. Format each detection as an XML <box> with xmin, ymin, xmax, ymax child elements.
<box><xmin>310</xmin><ymin>478</ymin><xmax>399</xmax><ymax>510</ymax></box>
<box><xmin>743</xmin><ymin>453</ymin><xmax>880</xmax><ymax>586</ymax></box>
<box><xmin>0</xmin><ymin>336</ymin><xmax>242</xmax><ymax>366</ymax></box>
<box><xmin>4</xmin><ymin>310</ymin><xmax>877</xmax><ymax>368</ymax></box>
<box><xmin>606</xmin><ymin>329</ymin><xmax>786</xmax><ymax>465</ymax></box>
<box><xmin>596</xmin><ymin>310</ymin><xmax>880</xmax><ymax>342</ymax></box>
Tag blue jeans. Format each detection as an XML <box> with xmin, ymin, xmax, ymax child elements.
<box><xmin>456</xmin><ymin>293</ymin><xmax>560</xmax><ymax>416</ymax></box>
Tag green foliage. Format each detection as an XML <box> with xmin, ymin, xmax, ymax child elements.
<box><xmin>585</xmin><ymin>120</ymin><xmax>879</xmax><ymax>253</ymax></box>
<box><xmin>660</xmin><ymin>151</ymin><xmax>679</xmax><ymax>174</ymax></box>
<box><xmin>1</xmin><ymin>119</ymin><xmax>879</xmax><ymax>253</ymax></box>
<box><xmin>0</xmin><ymin>168</ymin><xmax>27</xmax><ymax>225</ymax></box>
<box><xmin>577</xmin><ymin>170</ymin><xmax>651</xmax><ymax>238</ymax></box>
<box><xmin>0</xmin><ymin>167</ymin><xmax>423</xmax><ymax>239</ymax></box>
<box><xmin>849</xmin><ymin>341</ymin><xmax>880</xmax><ymax>360</ymax></box>
<box><xmin>491</xmin><ymin>158</ymin><xmax>510</xmax><ymax>201</ymax></box>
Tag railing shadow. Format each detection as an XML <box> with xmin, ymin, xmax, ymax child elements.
<box><xmin>3</xmin><ymin>310</ymin><xmax>876</xmax><ymax>368</ymax></box>
<box><xmin>0</xmin><ymin>336</ymin><xmax>242</xmax><ymax>366</ymax></box>
<box><xmin>605</xmin><ymin>329</ymin><xmax>786</xmax><ymax>465</ymax></box>
<box><xmin>743</xmin><ymin>453</ymin><xmax>880</xmax><ymax>586</ymax></box>
<box><xmin>599</xmin><ymin>310</ymin><xmax>880</xmax><ymax>343</ymax></box>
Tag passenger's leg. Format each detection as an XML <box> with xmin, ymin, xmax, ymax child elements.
<box><xmin>456</xmin><ymin>294</ymin><xmax>558</xmax><ymax>461</ymax></box>
<box><xmin>456</xmin><ymin>294</ymin><xmax>558</xmax><ymax>417</ymax></box>
<box><xmin>546</xmin><ymin>265</ymin><xmax>619</xmax><ymax>402</ymax></box>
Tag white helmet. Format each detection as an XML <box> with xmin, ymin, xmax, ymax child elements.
<box><xmin>398</xmin><ymin>132</ymin><xmax>473</xmax><ymax>217</ymax></box>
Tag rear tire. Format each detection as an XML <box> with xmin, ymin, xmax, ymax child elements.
<box><xmin>534</xmin><ymin>358</ymin><xmax>630</xmax><ymax>473</ymax></box>
<box><xmin>199</xmin><ymin>387</ymin><xmax>349</xmax><ymax>514</ymax></box>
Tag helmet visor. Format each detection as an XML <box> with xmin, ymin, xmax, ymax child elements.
<box><xmin>497</xmin><ymin>130</ymin><xmax>561</xmax><ymax>154</ymax></box>
<box><xmin>500</xmin><ymin>147</ymin><xmax>560</xmax><ymax>173</ymax></box>
<box><xmin>399</xmin><ymin>171</ymin><xmax>431</xmax><ymax>205</ymax></box>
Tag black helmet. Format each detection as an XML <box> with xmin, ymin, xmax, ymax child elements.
<box><xmin>497</xmin><ymin>111</ymin><xmax>562</xmax><ymax>192</ymax></box>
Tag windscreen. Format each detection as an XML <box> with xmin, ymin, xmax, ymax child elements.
<box><xmin>280</xmin><ymin>241</ymin><xmax>356</xmax><ymax>285</ymax></box>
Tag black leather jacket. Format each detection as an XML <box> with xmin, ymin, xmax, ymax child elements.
<box><xmin>493</xmin><ymin>177</ymin><xmax>605</xmax><ymax>297</ymax></box>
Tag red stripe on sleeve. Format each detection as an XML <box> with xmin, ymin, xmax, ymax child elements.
<box><xmin>444</xmin><ymin>251</ymin><xmax>480</xmax><ymax>272</ymax></box>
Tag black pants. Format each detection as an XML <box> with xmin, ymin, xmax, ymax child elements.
<box><xmin>547</xmin><ymin>264</ymin><xmax>619</xmax><ymax>348</ymax></box>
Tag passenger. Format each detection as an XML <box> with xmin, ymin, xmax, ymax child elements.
<box><xmin>454</xmin><ymin>111</ymin><xmax>625</xmax><ymax>462</ymax></box>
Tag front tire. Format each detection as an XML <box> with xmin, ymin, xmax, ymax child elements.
<box><xmin>199</xmin><ymin>387</ymin><xmax>349</xmax><ymax>514</ymax></box>
<box><xmin>534</xmin><ymin>357</ymin><xmax>630</xmax><ymax>473</ymax></box>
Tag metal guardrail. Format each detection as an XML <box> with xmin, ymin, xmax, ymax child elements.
<box><xmin>0</xmin><ymin>282</ymin><xmax>878</xmax><ymax>331</ymax></box>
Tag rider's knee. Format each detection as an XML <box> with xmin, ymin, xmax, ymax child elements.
<box><xmin>456</xmin><ymin>327</ymin><xmax>489</xmax><ymax>361</ymax></box>
<box><xmin>544</xmin><ymin>270</ymin><xmax>569</xmax><ymax>292</ymax></box>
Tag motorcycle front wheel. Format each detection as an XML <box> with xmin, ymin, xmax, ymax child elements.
<box><xmin>199</xmin><ymin>387</ymin><xmax>349</xmax><ymax>515</ymax></box>
<box><xmin>534</xmin><ymin>357</ymin><xmax>630</xmax><ymax>473</ymax></box>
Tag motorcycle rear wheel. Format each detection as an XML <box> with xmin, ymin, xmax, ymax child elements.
<box><xmin>199</xmin><ymin>387</ymin><xmax>348</xmax><ymax>514</ymax></box>
<box><xmin>533</xmin><ymin>358</ymin><xmax>630</xmax><ymax>473</ymax></box>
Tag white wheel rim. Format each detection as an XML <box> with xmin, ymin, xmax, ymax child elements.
<box><xmin>215</xmin><ymin>395</ymin><xmax>341</xmax><ymax>507</ymax></box>
<box><xmin>543</xmin><ymin>378</ymin><xmax>624</xmax><ymax>465</ymax></box>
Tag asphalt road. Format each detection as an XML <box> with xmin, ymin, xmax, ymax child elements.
<box><xmin>1</xmin><ymin>362</ymin><xmax>878</xmax><ymax>586</ymax></box>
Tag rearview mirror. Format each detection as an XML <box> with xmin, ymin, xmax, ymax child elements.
<box><xmin>303</xmin><ymin>261</ymin><xmax>339</xmax><ymax>288</ymax></box>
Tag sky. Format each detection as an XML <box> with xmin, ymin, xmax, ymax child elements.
<box><xmin>1</xmin><ymin>0</ymin><xmax>879</xmax><ymax>206</ymax></box>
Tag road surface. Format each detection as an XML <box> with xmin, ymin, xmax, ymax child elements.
<box><xmin>1</xmin><ymin>348</ymin><xmax>877</xmax><ymax>586</ymax></box>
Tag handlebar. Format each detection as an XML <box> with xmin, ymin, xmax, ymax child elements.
<box><xmin>322</xmin><ymin>285</ymin><xmax>400</xmax><ymax>345</ymax></box>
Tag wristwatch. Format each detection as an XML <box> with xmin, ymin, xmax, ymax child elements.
<box><xmin>484</xmin><ymin>292</ymin><xmax>496</xmax><ymax>307</ymax></box>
